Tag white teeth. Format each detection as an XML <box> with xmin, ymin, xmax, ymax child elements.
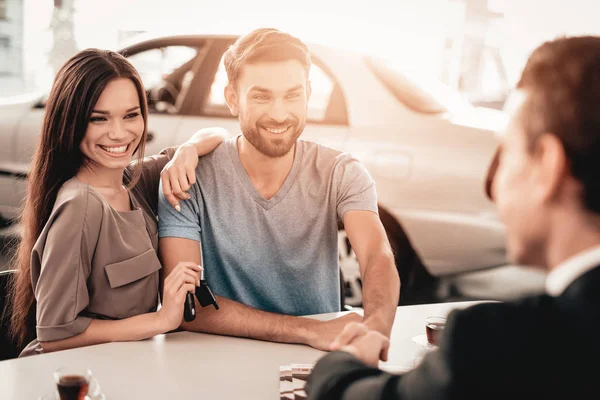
<box><xmin>265</xmin><ymin>126</ymin><xmax>290</xmax><ymax>134</ymax></box>
<box><xmin>100</xmin><ymin>145</ymin><xmax>127</xmax><ymax>154</ymax></box>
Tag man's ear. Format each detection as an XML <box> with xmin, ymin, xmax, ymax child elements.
<box><xmin>532</xmin><ymin>133</ymin><xmax>568</xmax><ymax>205</ymax></box>
<box><xmin>485</xmin><ymin>147</ymin><xmax>500</xmax><ymax>202</ymax></box>
<box><xmin>307</xmin><ymin>80</ymin><xmax>312</xmax><ymax>102</ymax></box>
<box><xmin>224</xmin><ymin>84</ymin><xmax>239</xmax><ymax>117</ymax></box>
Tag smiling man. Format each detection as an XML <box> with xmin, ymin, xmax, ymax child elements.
<box><xmin>157</xmin><ymin>28</ymin><xmax>399</xmax><ymax>350</ymax></box>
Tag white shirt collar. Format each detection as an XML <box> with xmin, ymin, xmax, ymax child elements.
<box><xmin>546</xmin><ymin>245</ymin><xmax>600</xmax><ymax>296</ymax></box>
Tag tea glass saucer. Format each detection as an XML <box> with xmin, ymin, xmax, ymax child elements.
<box><xmin>38</xmin><ymin>391</ymin><xmax>106</xmax><ymax>400</ymax></box>
<box><xmin>412</xmin><ymin>333</ymin><xmax>437</xmax><ymax>348</ymax></box>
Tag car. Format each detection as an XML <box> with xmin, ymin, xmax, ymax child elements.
<box><xmin>0</xmin><ymin>32</ymin><xmax>516</xmax><ymax>306</ymax></box>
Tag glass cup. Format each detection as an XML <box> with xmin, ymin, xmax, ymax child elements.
<box><xmin>425</xmin><ymin>316</ymin><xmax>446</xmax><ymax>347</ymax></box>
<box><xmin>53</xmin><ymin>367</ymin><xmax>101</xmax><ymax>400</ymax></box>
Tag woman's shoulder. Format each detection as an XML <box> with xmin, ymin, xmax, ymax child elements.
<box><xmin>52</xmin><ymin>177</ymin><xmax>106</xmax><ymax>219</ymax></box>
<box><xmin>34</xmin><ymin>178</ymin><xmax>106</xmax><ymax>251</ymax></box>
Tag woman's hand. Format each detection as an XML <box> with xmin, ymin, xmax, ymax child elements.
<box><xmin>157</xmin><ymin>262</ymin><xmax>202</xmax><ymax>331</ymax></box>
<box><xmin>161</xmin><ymin>127</ymin><xmax>229</xmax><ymax>211</ymax></box>
<box><xmin>161</xmin><ymin>144</ymin><xmax>198</xmax><ymax>211</ymax></box>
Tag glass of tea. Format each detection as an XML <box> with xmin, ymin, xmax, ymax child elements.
<box><xmin>425</xmin><ymin>316</ymin><xmax>446</xmax><ymax>347</ymax></box>
<box><xmin>53</xmin><ymin>367</ymin><xmax>101</xmax><ymax>400</ymax></box>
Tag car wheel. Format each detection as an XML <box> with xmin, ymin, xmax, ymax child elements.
<box><xmin>338</xmin><ymin>207</ymin><xmax>442</xmax><ymax>307</ymax></box>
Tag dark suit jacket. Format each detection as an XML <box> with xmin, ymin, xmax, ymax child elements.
<box><xmin>307</xmin><ymin>265</ymin><xmax>600</xmax><ymax>400</ymax></box>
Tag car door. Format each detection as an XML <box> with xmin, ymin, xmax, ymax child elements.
<box><xmin>13</xmin><ymin>101</ymin><xmax>46</xmax><ymax>219</ymax></box>
<box><xmin>0</xmin><ymin>95</ymin><xmax>38</xmax><ymax>220</ymax></box>
<box><xmin>174</xmin><ymin>38</ymin><xmax>351</xmax><ymax>150</ymax></box>
<box><xmin>338</xmin><ymin>55</ymin><xmax>504</xmax><ymax>275</ymax></box>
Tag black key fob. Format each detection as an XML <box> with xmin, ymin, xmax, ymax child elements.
<box><xmin>184</xmin><ymin>292</ymin><xmax>196</xmax><ymax>322</ymax></box>
<box><xmin>196</xmin><ymin>280</ymin><xmax>219</xmax><ymax>310</ymax></box>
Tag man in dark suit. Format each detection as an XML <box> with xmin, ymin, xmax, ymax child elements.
<box><xmin>307</xmin><ymin>35</ymin><xmax>600</xmax><ymax>399</ymax></box>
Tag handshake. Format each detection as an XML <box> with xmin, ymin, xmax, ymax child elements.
<box><xmin>330</xmin><ymin>322</ymin><xmax>391</xmax><ymax>367</ymax></box>
<box><xmin>308</xmin><ymin>312</ymin><xmax>392</xmax><ymax>367</ymax></box>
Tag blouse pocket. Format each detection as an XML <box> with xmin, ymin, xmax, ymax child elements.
<box><xmin>104</xmin><ymin>248</ymin><xmax>162</xmax><ymax>319</ymax></box>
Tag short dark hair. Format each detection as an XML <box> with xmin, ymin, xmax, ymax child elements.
<box><xmin>223</xmin><ymin>28</ymin><xmax>311</xmax><ymax>87</ymax></box>
<box><xmin>517</xmin><ymin>36</ymin><xmax>600</xmax><ymax>213</ymax></box>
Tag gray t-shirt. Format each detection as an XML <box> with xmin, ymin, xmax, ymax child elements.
<box><xmin>158</xmin><ymin>136</ymin><xmax>378</xmax><ymax>316</ymax></box>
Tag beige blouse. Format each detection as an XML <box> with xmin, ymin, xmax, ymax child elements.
<box><xmin>20</xmin><ymin>152</ymin><xmax>172</xmax><ymax>357</ymax></box>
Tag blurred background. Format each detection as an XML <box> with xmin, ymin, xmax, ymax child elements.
<box><xmin>1</xmin><ymin>0</ymin><xmax>598</xmax><ymax>102</ymax></box>
<box><xmin>1</xmin><ymin>0</ymin><xmax>598</xmax><ymax>304</ymax></box>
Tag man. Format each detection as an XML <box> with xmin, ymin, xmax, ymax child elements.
<box><xmin>306</xmin><ymin>36</ymin><xmax>600</xmax><ymax>399</ymax></box>
<box><xmin>157</xmin><ymin>28</ymin><xmax>399</xmax><ymax>350</ymax></box>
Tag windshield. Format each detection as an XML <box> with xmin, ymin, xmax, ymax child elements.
<box><xmin>365</xmin><ymin>56</ymin><xmax>472</xmax><ymax>115</ymax></box>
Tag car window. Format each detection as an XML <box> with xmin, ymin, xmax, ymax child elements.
<box><xmin>203</xmin><ymin>57</ymin><xmax>346</xmax><ymax>124</ymax></box>
<box><xmin>127</xmin><ymin>46</ymin><xmax>199</xmax><ymax>114</ymax></box>
<box><xmin>365</xmin><ymin>56</ymin><xmax>472</xmax><ymax>115</ymax></box>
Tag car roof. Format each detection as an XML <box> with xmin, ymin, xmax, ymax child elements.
<box><xmin>116</xmin><ymin>30</ymin><xmax>346</xmax><ymax>59</ymax></box>
<box><xmin>119</xmin><ymin>32</ymin><xmax>237</xmax><ymax>48</ymax></box>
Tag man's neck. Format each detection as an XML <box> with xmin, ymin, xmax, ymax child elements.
<box><xmin>545</xmin><ymin>210</ymin><xmax>600</xmax><ymax>271</ymax></box>
<box><xmin>237</xmin><ymin>136</ymin><xmax>296</xmax><ymax>200</ymax></box>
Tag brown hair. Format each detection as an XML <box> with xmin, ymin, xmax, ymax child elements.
<box><xmin>516</xmin><ymin>36</ymin><xmax>600</xmax><ymax>213</ymax></box>
<box><xmin>7</xmin><ymin>48</ymin><xmax>148</xmax><ymax>346</ymax></box>
<box><xmin>223</xmin><ymin>28</ymin><xmax>311</xmax><ymax>88</ymax></box>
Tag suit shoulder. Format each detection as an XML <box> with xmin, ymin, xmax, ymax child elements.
<box><xmin>452</xmin><ymin>297</ymin><xmax>554</xmax><ymax>325</ymax></box>
<box><xmin>442</xmin><ymin>297</ymin><xmax>559</xmax><ymax>357</ymax></box>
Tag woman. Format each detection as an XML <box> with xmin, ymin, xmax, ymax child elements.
<box><xmin>8</xmin><ymin>49</ymin><xmax>226</xmax><ymax>356</ymax></box>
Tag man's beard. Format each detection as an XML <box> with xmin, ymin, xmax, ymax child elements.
<box><xmin>240</xmin><ymin>115</ymin><xmax>305</xmax><ymax>158</ymax></box>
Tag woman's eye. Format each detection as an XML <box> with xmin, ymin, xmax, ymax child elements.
<box><xmin>125</xmin><ymin>112</ymin><xmax>140</xmax><ymax>119</ymax></box>
<box><xmin>90</xmin><ymin>116</ymin><xmax>106</xmax><ymax>122</ymax></box>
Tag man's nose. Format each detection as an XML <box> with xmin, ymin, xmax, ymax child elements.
<box><xmin>268</xmin><ymin>99</ymin><xmax>290</xmax><ymax>123</ymax></box>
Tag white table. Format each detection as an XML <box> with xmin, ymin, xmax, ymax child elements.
<box><xmin>0</xmin><ymin>301</ymin><xmax>486</xmax><ymax>399</ymax></box>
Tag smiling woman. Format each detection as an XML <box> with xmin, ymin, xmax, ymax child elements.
<box><xmin>78</xmin><ymin>78</ymin><xmax>146</xmax><ymax>187</ymax></box>
<box><xmin>5</xmin><ymin>48</ymin><xmax>224</xmax><ymax>358</ymax></box>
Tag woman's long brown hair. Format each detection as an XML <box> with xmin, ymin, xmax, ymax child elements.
<box><xmin>7</xmin><ymin>49</ymin><xmax>149</xmax><ymax>347</ymax></box>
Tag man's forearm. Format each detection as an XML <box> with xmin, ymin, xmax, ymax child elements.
<box><xmin>361</xmin><ymin>253</ymin><xmax>399</xmax><ymax>336</ymax></box>
<box><xmin>158</xmin><ymin>238</ymin><xmax>358</xmax><ymax>351</ymax></box>
<box><xmin>181</xmin><ymin>295</ymin><xmax>319</xmax><ymax>345</ymax></box>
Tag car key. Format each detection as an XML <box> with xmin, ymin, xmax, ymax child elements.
<box><xmin>184</xmin><ymin>292</ymin><xmax>196</xmax><ymax>322</ymax></box>
<box><xmin>196</xmin><ymin>267</ymin><xmax>219</xmax><ymax>309</ymax></box>
<box><xmin>196</xmin><ymin>278</ymin><xmax>219</xmax><ymax>309</ymax></box>
<box><xmin>183</xmin><ymin>268</ymin><xmax>218</xmax><ymax>322</ymax></box>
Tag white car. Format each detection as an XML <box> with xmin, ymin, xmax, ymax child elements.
<box><xmin>0</xmin><ymin>33</ymin><xmax>514</xmax><ymax>305</ymax></box>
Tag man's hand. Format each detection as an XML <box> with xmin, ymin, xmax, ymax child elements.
<box><xmin>304</xmin><ymin>312</ymin><xmax>363</xmax><ymax>351</ymax></box>
<box><xmin>331</xmin><ymin>322</ymin><xmax>390</xmax><ymax>367</ymax></box>
<box><xmin>161</xmin><ymin>143</ymin><xmax>199</xmax><ymax>211</ymax></box>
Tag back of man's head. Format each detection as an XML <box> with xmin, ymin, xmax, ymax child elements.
<box><xmin>223</xmin><ymin>28</ymin><xmax>311</xmax><ymax>89</ymax></box>
<box><xmin>516</xmin><ymin>36</ymin><xmax>600</xmax><ymax>214</ymax></box>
